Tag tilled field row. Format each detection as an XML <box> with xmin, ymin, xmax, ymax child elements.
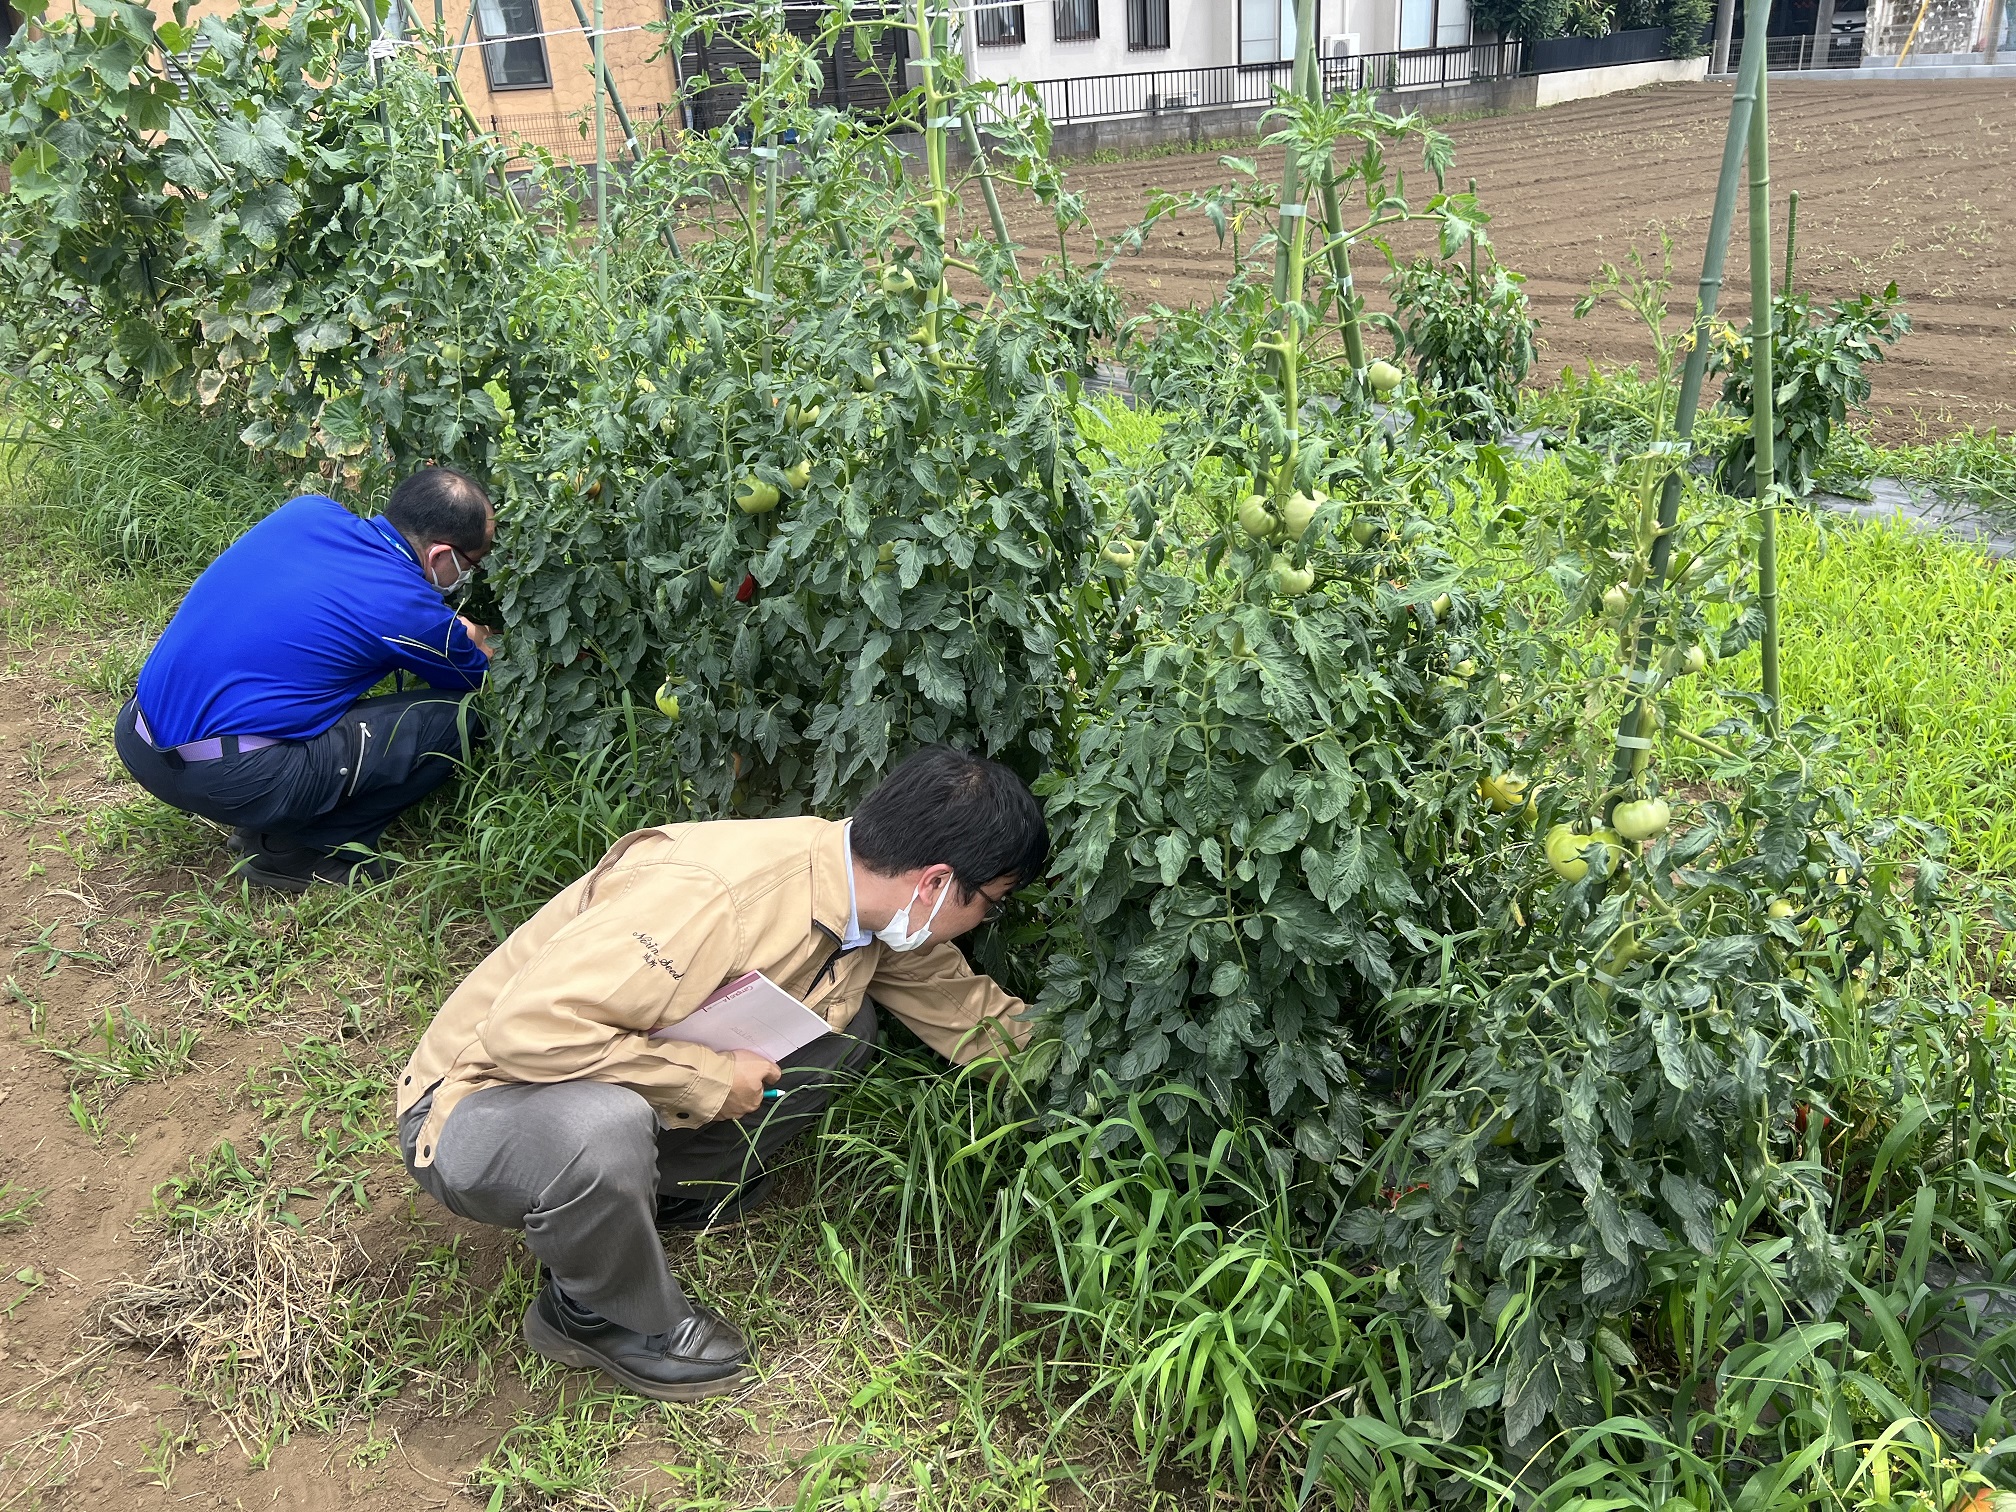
<box><xmin>966</xmin><ymin>80</ymin><xmax>2016</xmax><ymax>439</ymax></box>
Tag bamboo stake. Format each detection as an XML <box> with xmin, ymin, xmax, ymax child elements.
<box><xmin>1746</xmin><ymin>0</ymin><xmax>1780</xmax><ymax>729</ymax></box>
<box><xmin>1605</xmin><ymin>9</ymin><xmax>1765</xmax><ymax>790</ymax></box>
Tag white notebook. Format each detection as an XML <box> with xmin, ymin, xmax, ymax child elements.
<box><xmin>649</xmin><ymin>971</ymin><xmax>833</xmax><ymax>1061</ymax></box>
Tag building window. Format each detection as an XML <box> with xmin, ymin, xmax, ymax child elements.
<box><xmin>1398</xmin><ymin>0</ymin><xmax>1472</xmax><ymax>48</ymax></box>
<box><xmin>1239</xmin><ymin>0</ymin><xmax>1295</xmax><ymax>63</ymax></box>
<box><xmin>976</xmin><ymin>2</ymin><xmax>1027</xmax><ymax>44</ymax></box>
<box><xmin>478</xmin><ymin>0</ymin><xmax>552</xmax><ymax>90</ymax></box>
<box><xmin>1054</xmin><ymin>0</ymin><xmax>1099</xmax><ymax>42</ymax></box>
<box><xmin>1127</xmin><ymin>0</ymin><xmax>1170</xmax><ymax>48</ymax></box>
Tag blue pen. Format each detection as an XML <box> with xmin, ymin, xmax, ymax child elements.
<box><xmin>762</xmin><ymin>1088</ymin><xmax>786</xmax><ymax>1099</ymax></box>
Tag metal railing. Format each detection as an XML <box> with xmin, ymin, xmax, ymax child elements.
<box><xmin>978</xmin><ymin>41</ymin><xmax>1526</xmax><ymax>126</ymax></box>
<box><xmin>1727</xmin><ymin>25</ymin><xmax>1867</xmax><ymax>70</ymax></box>
<box><xmin>488</xmin><ymin>103</ymin><xmax>684</xmax><ymax>161</ymax></box>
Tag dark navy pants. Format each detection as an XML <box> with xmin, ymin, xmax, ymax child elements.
<box><xmin>113</xmin><ymin>690</ymin><xmax>483</xmax><ymax>855</ymax></box>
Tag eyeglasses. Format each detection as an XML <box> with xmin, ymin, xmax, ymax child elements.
<box><xmin>978</xmin><ymin>886</ymin><xmax>1016</xmax><ymax>924</ymax></box>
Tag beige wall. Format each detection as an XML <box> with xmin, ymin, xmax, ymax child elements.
<box><xmin>174</xmin><ymin>0</ymin><xmax>682</xmax><ymax>159</ymax></box>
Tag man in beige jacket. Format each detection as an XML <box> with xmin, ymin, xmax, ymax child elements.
<box><xmin>396</xmin><ymin>745</ymin><xmax>1044</xmax><ymax>1401</ymax></box>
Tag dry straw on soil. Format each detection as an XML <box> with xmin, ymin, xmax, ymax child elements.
<box><xmin>90</xmin><ymin>1211</ymin><xmax>382</xmax><ymax>1449</ymax></box>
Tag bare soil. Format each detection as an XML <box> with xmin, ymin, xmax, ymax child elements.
<box><xmin>983</xmin><ymin>79</ymin><xmax>2016</xmax><ymax>440</ymax></box>
<box><xmin>0</xmin><ymin>656</ymin><xmax>475</xmax><ymax>1507</ymax></box>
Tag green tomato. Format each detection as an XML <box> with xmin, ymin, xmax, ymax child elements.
<box><xmin>1601</xmin><ymin>583</ymin><xmax>1630</xmax><ymax>617</ymax></box>
<box><xmin>879</xmin><ymin>266</ymin><xmax>916</xmax><ymax>295</ymax></box>
<box><xmin>1270</xmin><ymin>555</ymin><xmax>1315</xmax><ymax>596</ymax></box>
<box><xmin>1767</xmin><ymin>898</ymin><xmax>1796</xmax><ymax>920</ymax></box>
<box><xmin>1280</xmin><ymin>490</ymin><xmax>1322</xmax><ymax>541</ymax></box>
<box><xmin>784</xmin><ymin>401</ymin><xmax>823</xmax><ymax>431</ymax></box>
<box><xmin>1238</xmin><ymin>495</ymin><xmax>1279</xmax><ymax>541</ymax></box>
<box><xmin>1102</xmin><ymin>539</ymin><xmax>1138</xmax><ymax>568</ymax></box>
<box><xmin>1431</xmin><ymin>593</ymin><xmax>1453</xmax><ymax>620</ymax></box>
<box><xmin>1544</xmin><ymin>824</ymin><xmax>1590</xmax><ymax>881</ymax></box>
<box><xmin>1366</xmin><ymin>359</ymin><xmax>1406</xmax><ymax>395</ymax></box>
<box><xmin>1350</xmin><ymin>515</ymin><xmax>1380</xmax><ymax>546</ymax></box>
<box><xmin>734</xmin><ymin>476</ymin><xmax>780</xmax><ymax>514</ymax></box>
<box><xmin>1611</xmin><ymin>797</ymin><xmax>1671</xmax><ymax>842</ymax></box>
<box><xmin>1682</xmin><ymin>644</ymin><xmax>1709</xmax><ymax>675</ymax></box>
<box><xmin>1453</xmin><ymin>658</ymin><xmax>1478</xmax><ymax>679</ymax></box>
<box><xmin>654</xmin><ymin>683</ymin><xmax>681</xmax><ymax>721</ymax></box>
<box><xmin>1479</xmin><ymin>773</ymin><xmax>1527</xmax><ymax>812</ymax></box>
<box><xmin>783</xmin><ymin>459</ymin><xmax>812</xmax><ymax>492</ymax></box>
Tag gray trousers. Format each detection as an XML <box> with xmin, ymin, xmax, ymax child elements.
<box><xmin>399</xmin><ymin>1000</ymin><xmax>876</xmax><ymax>1333</ymax></box>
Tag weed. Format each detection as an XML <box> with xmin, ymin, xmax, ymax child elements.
<box><xmin>44</xmin><ymin>1006</ymin><xmax>199</xmax><ymax>1086</ymax></box>
<box><xmin>0</xmin><ymin>1183</ymin><xmax>44</xmax><ymax>1232</ymax></box>
<box><xmin>465</xmin><ymin>1389</ymin><xmax>654</xmax><ymax>1510</ymax></box>
<box><xmin>150</xmin><ymin>1138</ymin><xmax>302</xmax><ymax>1232</ymax></box>
<box><xmin>243</xmin><ymin>1035</ymin><xmax>396</xmax><ymax>1210</ymax></box>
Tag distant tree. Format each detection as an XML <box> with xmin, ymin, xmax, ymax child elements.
<box><xmin>1470</xmin><ymin>0</ymin><xmax>1571</xmax><ymax>40</ymax></box>
<box><xmin>1663</xmin><ymin>0</ymin><xmax>1716</xmax><ymax>53</ymax></box>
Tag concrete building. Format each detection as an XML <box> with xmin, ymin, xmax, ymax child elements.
<box><xmin>958</xmin><ymin>0</ymin><xmax>1474</xmax><ymax>85</ymax></box>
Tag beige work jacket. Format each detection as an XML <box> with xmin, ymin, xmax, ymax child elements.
<box><xmin>397</xmin><ymin>816</ymin><xmax>1029</xmax><ymax>1167</ymax></box>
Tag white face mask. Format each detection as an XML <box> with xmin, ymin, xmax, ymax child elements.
<box><xmin>428</xmin><ymin>544</ymin><xmax>473</xmax><ymax>603</ymax></box>
<box><xmin>875</xmin><ymin>878</ymin><xmax>950</xmax><ymax>953</ymax></box>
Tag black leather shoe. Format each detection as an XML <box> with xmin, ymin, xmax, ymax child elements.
<box><xmin>656</xmin><ymin>1173</ymin><xmax>775</xmax><ymax>1232</ymax></box>
<box><xmin>521</xmin><ymin>1282</ymin><xmax>750</xmax><ymax>1402</ymax></box>
<box><xmin>234</xmin><ymin>846</ymin><xmax>391</xmax><ymax>893</ymax></box>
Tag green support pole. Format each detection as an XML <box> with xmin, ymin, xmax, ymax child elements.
<box><xmin>592</xmin><ymin>0</ymin><xmax>608</xmax><ymax>297</ymax></box>
<box><xmin>962</xmin><ymin>113</ymin><xmax>1021</xmax><ymax>280</ymax></box>
<box><xmin>1269</xmin><ymin>0</ymin><xmax>1318</xmax><ymax>306</ymax></box>
<box><xmin>564</xmin><ymin>0</ymin><xmax>644</xmax><ymax>158</ymax></box>
<box><xmin>1747</xmin><ymin>0</ymin><xmax>1780</xmax><ymax>732</ymax></box>
<box><xmin>1782</xmin><ymin>187</ymin><xmax>1799</xmax><ymax>295</ymax></box>
<box><xmin>1308</xmin><ymin>41</ymin><xmax>1366</xmax><ymax>377</ymax></box>
<box><xmin>1605</xmin><ymin>7</ymin><xmax>1766</xmax><ymax>789</ymax></box>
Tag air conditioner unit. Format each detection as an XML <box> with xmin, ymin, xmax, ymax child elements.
<box><xmin>1322</xmin><ymin>32</ymin><xmax>1361</xmax><ymax>56</ymax></box>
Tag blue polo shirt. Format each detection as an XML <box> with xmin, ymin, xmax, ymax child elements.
<box><xmin>134</xmin><ymin>494</ymin><xmax>489</xmax><ymax>746</ymax></box>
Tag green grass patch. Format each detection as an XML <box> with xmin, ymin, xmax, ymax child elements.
<box><xmin>1665</xmin><ymin>508</ymin><xmax>2016</xmax><ymax>874</ymax></box>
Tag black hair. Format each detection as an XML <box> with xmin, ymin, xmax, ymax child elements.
<box><xmin>852</xmin><ymin>744</ymin><xmax>1049</xmax><ymax>896</ymax></box>
<box><xmin>385</xmin><ymin>467</ymin><xmax>491</xmax><ymax>557</ymax></box>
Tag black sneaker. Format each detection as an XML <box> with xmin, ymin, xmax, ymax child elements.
<box><xmin>656</xmin><ymin>1173</ymin><xmax>775</xmax><ymax>1233</ymax></box>
<box><xmin>521</xmin><ymin>1281</ymin><xmax>750</xmax><ymax>1402</ymax></box>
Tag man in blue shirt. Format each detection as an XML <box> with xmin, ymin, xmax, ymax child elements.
<box><xmin>114</xmin><ymin>467</ymin><xmax>496</xmax><ymax>892</ymax></box>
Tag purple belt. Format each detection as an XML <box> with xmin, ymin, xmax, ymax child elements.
<box><xmin>134</xmin><ymin>706</ymin><xmax>281</xmax><ymax>763</ymax></box>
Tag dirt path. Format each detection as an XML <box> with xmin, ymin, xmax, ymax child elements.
<box><xmin>982</xmin><ymin>79</ymin><xmax>2016</xmax><ymax>440</ymax></box>
<box><xmin>0</xmin><ymin>652</ymin><xmax>496</xmax><ymax>1507</ymax></box>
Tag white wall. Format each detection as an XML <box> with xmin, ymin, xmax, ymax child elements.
<box><xmin>961</xmin><ymin>0</ymin><xmax>1451</xmax><ymax>85</ymax></box>
<box><xmin>1531</xmin><ymin>53</ymin><xmax>1707</xmax><ymax>102</ymax></box>
<box><xmin>963</xmin><ymin>0</ymin><xmax>1234</xmax><ymax>82</ymax></box>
